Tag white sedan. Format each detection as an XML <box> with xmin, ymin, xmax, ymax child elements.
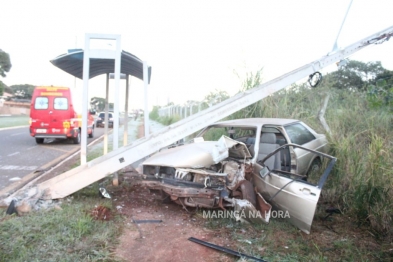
<box><xmin>139</xmin><ymin>118</ymin><xmax>335</xmax><ymax>234</ymax></box>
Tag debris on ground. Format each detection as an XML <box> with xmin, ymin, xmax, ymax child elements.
<box><xmin>89</xmin><ymin>205</ymin><xmax>112</xmax><ymax>221</ymax></box>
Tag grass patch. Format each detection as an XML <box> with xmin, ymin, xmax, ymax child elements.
<box><xmin>201</xmin><ymin>211</ymin><xmax>386</xmax><ymax>261</ymax></box>
<box><xmin>0</xmin><ymin>185</ymin><xmax>123</xmax><ymax>262</ymax></box>
<box><xmin>0</xmin><ymin>115</ymin><xmax>29</xmax><ymax>128</ymax></box>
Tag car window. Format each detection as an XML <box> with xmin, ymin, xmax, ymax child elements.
<box><xmin>202</xmin><ymin>127</ymin><xmax>227</xmax><ymax>141</ymax></box>
<box><xmin>284</xmin><ymin>123</ymin><xmax>315</xmax><ymax>145</ymax></box>
<box><xmin>201</xmin><ymin>126</ymin><xmax>256</xmax><ymax>142</ymax></box>
<box><xmin>34</xmin><ymin>97</ymin><xmax>48</xmax><ymax>109</ymax></box>
<box><xmin>54</xmin><ymin>97</ymin><xmax>68</xmax><ymax>110</ymax></box>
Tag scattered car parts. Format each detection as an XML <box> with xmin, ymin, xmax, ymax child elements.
<box><xmin>99</xmin><ymin>187</ymin><xmax>111</xmax><ymax>199</ymax></box>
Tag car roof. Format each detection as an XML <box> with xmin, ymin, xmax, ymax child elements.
<box><xmin>212</xmin><ymin>118</ymin><xmax>300</xmax><ymax>127</ymax></box>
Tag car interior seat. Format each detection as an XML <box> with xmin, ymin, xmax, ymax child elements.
<box><xmin>257</xmin><ymin>133</ymin><xmax>281</xmax><ymax>171</ymax></box>
<box><xmin>246</xmin><ymin>137</ymin><xmax>256</xmax><ymax>156</ymax></box>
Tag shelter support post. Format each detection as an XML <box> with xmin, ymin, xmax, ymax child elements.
<box><xmin>143</xmin><ymin>61</ymin><xmax>149</xmax><ymax>137</ymax></box>
<box><xmin>81</xmin><ymin>37</ymin><xmax>90</xmax><ymax>165</ymax></box>
<box><xmin>123</xmin><ymin>74</ymin><xmax>129</xmax><ymax>146</ymax></box>
<box><xmin>104</xmin><ymin>73</ymin><xmax>109</xmax><ymax>155</ymax></box>
<box><xmin>112</xmin><ymin>36</ymin><xmax>122</xmax><ymax>187</ymax></box>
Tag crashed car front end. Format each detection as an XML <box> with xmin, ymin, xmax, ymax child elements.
<box><xmin>139</xmin><ymin>136</ymin><xmax>272</xmax><ymax>221</ymax></box>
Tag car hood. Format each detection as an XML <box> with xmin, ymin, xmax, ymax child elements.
<box><xmin>143</xmin><ymin>136</ymin><xmax>252</xmax><ymax>168</ymax></box>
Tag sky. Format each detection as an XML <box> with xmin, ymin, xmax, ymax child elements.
<box><xmin>2</xmin><ymin>0</ymin><xmax>393</xmax><ymax>111</ymax></box>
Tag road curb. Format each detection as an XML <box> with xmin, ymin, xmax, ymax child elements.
<box><xmin>0</xmin><ymin>125</ymin><xmax>29</xmax><ymax>131</ymax></box>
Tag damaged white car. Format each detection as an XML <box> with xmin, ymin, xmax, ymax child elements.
<box><xmin>138</xmin><ymin>118</ymin><xmax>336</xmax><ymax>234</ymax></box>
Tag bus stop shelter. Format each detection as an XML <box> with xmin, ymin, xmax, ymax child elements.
<box><xmin>50</xmin><ymin>35</ymin><xmax>152</xmax><ymax>169</ymax></box>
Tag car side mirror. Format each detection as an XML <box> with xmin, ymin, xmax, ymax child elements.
<box><xmin>259</xmin><ymin>166</ymin><xmax>270</xmax><ymax>178</ymax></box>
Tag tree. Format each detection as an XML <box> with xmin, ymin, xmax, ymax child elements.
<box><xmin>373</xmin><ymin>69</ymin><xmax>393</xmax><ymax>89</ymax></box>
<box><xmin>90</xmin><ymin>97</ymin><xmax>106</xmax><ymax>111</ymax></box>
<box><xmin>0</xmin><ymin>81</ymin><xmax>5</xmax><ymax>96</ymax></box>
<box><xmin>10</xmin><ymin>84</ymin><xmax>35</xmax><ymax>99</ymax></box>
<box><xmin>328</xmin><ymin>60</ymin><xmax>385</xmax><ymax>90</ymax></box>
<box><xmin>0</xmin><ymin>49</ymin><xmax>12</xmax><ymax>77</ymax></box>
<box><xmin>203</xmin><ymin>89</ymin><xmax>230</xmax><ymax>107</ymax></box>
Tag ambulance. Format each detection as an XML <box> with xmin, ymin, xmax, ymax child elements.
<box><xmin>29</xmin><ymin>86</ymin><xmax>94</xmax><ymax>144</ymax></box>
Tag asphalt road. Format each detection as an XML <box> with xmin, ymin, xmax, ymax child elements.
<box><xmin>0</xmin><ymin>126</ymin><xmax>105</xmax><ymax>191</ymax></box>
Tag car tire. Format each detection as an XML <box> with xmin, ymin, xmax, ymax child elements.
<box><xmin>35</xmin><ymin>138</ymin><xmax>44</xmax><ymax>144</ymax></box>
<box><xmin>73</xmin><ymin>130</ymin><xmax>81</xmax><ymax>144</ymax></box>
<box><xmin>88</xmin><ymin>126</ymin><xmax>94</xmax><ymax>138</ymax></box>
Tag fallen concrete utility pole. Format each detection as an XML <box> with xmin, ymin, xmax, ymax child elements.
<box><xmin>3</xmin><ymin>25</ymin><xmax>393</xmax><ymax>204</ymax></box>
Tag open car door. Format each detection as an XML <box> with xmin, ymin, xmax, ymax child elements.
<box><xmin>252</xmin><ymin>144</ymin><xmax>336</xmax><ymax>234</ymax></box>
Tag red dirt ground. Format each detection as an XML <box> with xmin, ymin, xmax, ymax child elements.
<box><xmin>113</xmin><ymin>184</ymin><xmax>237</xmax><ymax>262</ymax></box>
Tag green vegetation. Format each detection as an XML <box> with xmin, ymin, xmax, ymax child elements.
<box><xmin>8</xmin><ymin>84</ymin><xmax>35</xmax><ymax>99</ymax></box>
<box><xmin>0</xmin><ymin>49</ymin><xmax>12</xmax><ymax>78</ymax></box>
<box><xmin>149</xmin><ymin>90</ymin><xmax>230</xmax><ymax>126</ymax></box>
<box><xmin>90</xmin><ymin>97</ymin><xmax>106</xmax><ymax>112</ymax></box>
<box><xmin>203</xmin><ymin>214</ymin><xmax>389</xmax><ymax>261</ymax></box>
<box><xmin>0</xmin><ymin>81</ymin><xmax>5</xmax><ymax>96</ymax></box>
<box><xmin>0</xmin><ymin>49</ymin><xmax>12</xmax><ymax>96</ymax></box>
<box><xmin>0</xmin><ymin>188</ymin><xmax>122</xmax><ymax>262</ymax></box>
<box><xmin>0</xmin><ymin>115</ymin><xmax>29</xmax><ymax>128</ymax></box>
<box><xmin>149</xmin><ymin>105</ymin><xmax>182</xmax><ymax>126</ymax></box>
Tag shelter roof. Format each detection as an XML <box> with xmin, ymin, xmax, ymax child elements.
<box><xmin>50</xmin><ymin>49</ymin><xmax>151</xmax><ymax>83</ymax></box>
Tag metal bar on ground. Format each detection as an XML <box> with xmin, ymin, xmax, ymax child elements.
<box><xmin>133</xmin><ymin>219</ymin><xmax>163</xmax><ymax>224</ymax></box>
<box><xmin>188</xmin><ymin>237</ymin><xmax>267</xmax><ymax>262</ymax></box>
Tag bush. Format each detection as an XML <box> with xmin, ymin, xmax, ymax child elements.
<box><xmin>149</xmin><ymin>106</ymin><xmax>160</xmax><ymax>121</ymax></box>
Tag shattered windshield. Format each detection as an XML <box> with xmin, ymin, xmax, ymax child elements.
<box><xmin>201</xmin><ymin>126</ymin><xmax>257</xmax><ymax>142</ymax></box>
